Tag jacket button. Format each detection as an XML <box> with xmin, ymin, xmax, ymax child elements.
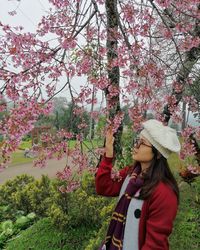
<box><xmin>134</xmin><ymin>209</ymin><xmax>141</xmax><ymax>219</ymax></box>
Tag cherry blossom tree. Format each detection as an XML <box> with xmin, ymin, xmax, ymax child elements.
<box><xmin>0</xmin><ymin>0</ymin><xmax>200</xmax><ymax>188</ymax></box>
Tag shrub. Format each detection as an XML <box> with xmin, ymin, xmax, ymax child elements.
<box><xmin>80</xmin><ymin>170</ymin><xmax>96</xmax><ymax>196</ymax></box>
<box><xmin>0</xmin><ymin>172</ymin><xmax>117</xmax><ymax>248</ymax></box>
<box><xmin>67</xmin><ymin>171</ymin><xmax>114</xmax><ymax>228</ymax></box>
<box><xmin>47</xmin><ymin>172</ymin><xmax>113</xmax><ymax>229</ymax></box>
<box><xmin>0</xmin><ymin>175</ymin><xmax>35</xmax><ymax>208</ymax></box>
<box><xmin>47</xmin><ymin>178</ymin><xmax>69</xmax><ymax>212</ymax></box>
<box><xmin>27</xmin><ymin>212</ymin><xmax>36</xmax><ymax>220</ymax></box>
<box><xmin>0</xmin><ymin>220</ymin><xmax>13</xmax><ymax>233</ymax></box>
<box><xmin>0</xmin><ymin>220</ymin><xmax>14</xmax><ymax>250</ymax></box>
<box><xmin>0</xmin><ymin>205</ymin><xmax>13</xmax><ymax>222</ymax></box>
<box><xmin>10</xmin><ymin>175</ymin><xmax>51</xmax><ymax>215</ymax></box>
<box><xmin>0</xmin><ymin>175</ymin><xmax>53</xmax><ymax>219</ymax></box>
<box><xmin>85</xmin><ymin>201</ymin><xmax>116</xmax><ymax>250</ymax></box>
<box><xmin>47</xmin><ymin>203</ymin><xmax>71</xmax><ymax>230</ymax></box>
<box><xmin>66</xmin><ymin>189</ymin><xmax>109</xmax><ymax>227</ymax></box>
<box><xmin>15</xmin><ymin>216</ymin><xmax>30</xmax><ymax>230</ymax></box>
<box><xmin>0</xmin><ymin>174</ymin><xmax>69</xmax><ymax>225</ymax></box>
<box><xmin>0</xmin><ymin>212</ymin><xmax>37</xmax><ymax>248</ymax></box>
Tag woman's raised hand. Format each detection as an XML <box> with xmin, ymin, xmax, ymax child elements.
<box><xmin>105</xmin><ymin>126</ymin><xmax>114</xmax><ymax>158</ymax></box>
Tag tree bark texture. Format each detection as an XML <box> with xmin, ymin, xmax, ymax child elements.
<box><xmin>163</xmin><ymin>4</ymin><xmax>200</xmax><ymax>164</ymax></box>
<box><xmin>105</xmin><ymin>0</ymin><xmax>122</xmax><ymax>158</ymax></box>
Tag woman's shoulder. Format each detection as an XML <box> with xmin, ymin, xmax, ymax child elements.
<box><xmin>150</xmin><ymin>181</ymin><xmax>177</xmax><ymax>204</ymax></box>
<box><xmin>146</xmin><ymin>181</ymin><xmax>178</xmax><ymax>221</ymax></box>
<box><xmin>155</xmin><ymin>181</ymin><xmax>174</xmax><ymax>191</ymax></box>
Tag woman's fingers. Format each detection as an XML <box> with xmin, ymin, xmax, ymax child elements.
<box><xmin>105</xmin><ymin>124</ymin><xmax>114</xmax><ymax>157</ymax></box>
<box><xmin>106</xmin><ymin>126</ymin><xmax>114</xmax><ymax>142</ymax></box>
<box><xmin>107</xmin><ymin>125</ymin><xmax>113</xmax><ymax>134</ymax></box>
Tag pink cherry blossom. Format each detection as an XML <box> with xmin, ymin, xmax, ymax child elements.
<box><xmin>0</xmin><ymin>0</ymin><xmax>199</xmax><ymax>188</ymax></box>
<box><xmin>187</xmin><ymin>165</ymin><xmax>200</xmax><ymax>175</ymax></box>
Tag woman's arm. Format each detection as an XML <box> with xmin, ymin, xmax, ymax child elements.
<box><xmin>95</xmin><ymin>156</ymin><xmax>129</xmax><ymax>197</ymax></box>
<box><xmin>141</xmin><ymin>182</ymin><xmax>178</xmax><ymax>250</ymax></box>
<box><xmin>95</xmin><ymin>125</ymin><xmax>129</xmax><ymax>196</ymax></box>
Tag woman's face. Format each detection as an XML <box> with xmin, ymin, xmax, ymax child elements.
<box><xmin>132</xmin><ymin>135</ymin><xmax>154</xmax><ymax>163</ymax></box>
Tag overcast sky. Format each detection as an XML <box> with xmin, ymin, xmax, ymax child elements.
<box><xmin>0</xmin><ymin>0</ymin><xmax>50</xmax><ymax>32</ymax></box>
<box><xmin>0</xmin><ymin>0</ymin><xmax>104</xmax><ymax>108</ymax></box>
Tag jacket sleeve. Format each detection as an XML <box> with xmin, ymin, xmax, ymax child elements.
<box><xmin>95</xmin><ymin>156</ymin><xmax>129</xmax><ymax>197</ymax></box>
<box><xmin>141</xmin><ymin>183</ymin><xmax>178</xmax><ymax>250</ymax></box>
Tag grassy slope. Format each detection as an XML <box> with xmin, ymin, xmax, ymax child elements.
<box><xmin>169</xmin><ymin>179</ymin><xmax>200</xmax><ymax>250</ymax></box>
<box><xmin>9</xmin><ymin>141</ymin><xmax>33</xmax><ymax>167</ymax></box>
<box><xmin>168</xmin><ymin>154</ymin><xmax>200</xmax><ymax>249</ymax></box>
<box><xmin>5</xmin><ymin>218</ymin><xmax>97</xmax><ymax>250</ymax></box>
<box><xmin>10</xmin><ymin>150</ymin><xmax>33</xmax><ymax>166</ymax></box>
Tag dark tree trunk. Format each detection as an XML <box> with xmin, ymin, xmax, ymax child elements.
<box><xmin>105</xmin><ymin>0</ymin><xmax>122</xmax><ymax>158</ymax></box>
<box><xmin>182</xmin><ymin>101</ymin><xmax>187</xmax><ymax>130</ymax></box>
<box><xmin>89</xmin><ymin>86</ymin><xmax>95</xmax><ymax>140</ymax></box>
<box><xmin>163</xmin><ymin>4</ymin><xmax>200</xmax><ymax>164</ymax></box>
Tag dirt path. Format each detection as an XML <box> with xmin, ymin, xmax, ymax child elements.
<box><xmin>0</xmin><ymin>158</ymin><xmax>68</xmax><ymax>185</ymax></box>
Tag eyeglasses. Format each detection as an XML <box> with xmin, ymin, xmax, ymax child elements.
<box><xmin>133</xmin><ymin>138</ymin><xmax>152</xmax><ymax>149</ymax></box>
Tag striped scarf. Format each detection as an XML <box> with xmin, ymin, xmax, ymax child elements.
<box><xmin>100</xmin><ymin>165</ymin><xmax>143</xmax><ymax>250</ymax></box>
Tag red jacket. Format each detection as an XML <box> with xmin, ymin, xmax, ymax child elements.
<box><xmin>95</xmin><ymin>156</ymin><xmax>178</xmax><ymax>250</ymax></box>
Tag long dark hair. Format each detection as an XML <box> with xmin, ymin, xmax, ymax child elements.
<box><xmin>129</xmin><ymin>146</ymin><xmax>179</xmax><ymax>202</ymax></box>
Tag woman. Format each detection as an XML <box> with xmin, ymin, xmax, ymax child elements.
<box><xmin>95</xmin><ymin>119</ymin><xmax>181</xmax><ymax>250</ymax></box>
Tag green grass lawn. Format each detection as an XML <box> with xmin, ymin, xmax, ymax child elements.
<box><xmin>67</xmin><ymin>138</ymin><xmax>103</xmax><ymax>150</ymax></box>
<box><xmin>18</xmin><ymin>141</ymin><xmax>32</xmax><ymax>150</ymax></box>
<box><xmin>9</xmin><ymin>150</ymin><xmax>33</xmax><ymax>166</ymax></box>
<box><xmin>9</xmin><ymin>140</ymin><xmax>33</xmax><ymax>166</ymax></box>
<box><xmin>9</xmin><ymin>139</ymin><xmax>103</xmax><ymax>167</ymax></box>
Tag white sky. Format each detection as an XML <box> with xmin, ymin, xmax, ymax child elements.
<box><xmin>0</xmin><ymin>0</ymin><xmax>50</xmax><ymax>32</ymax></box>
<box><xmin>0</xmin><ymin>0</ymin><xmax>105</xmax><ymax>109</ymax></box>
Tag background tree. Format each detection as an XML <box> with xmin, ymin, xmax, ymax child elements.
<box><xmin>36</xmin><ymin>98</ymin><xmax>90</xmax><ymax>138</ymax></box>
<box><xmin>58</xmin><ymin>102</ymin><xmax>90</xmax><ymax>138</ymax></box>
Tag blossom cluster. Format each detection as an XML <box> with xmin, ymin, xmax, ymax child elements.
<box><xmin>179</xmin><ymin>165</ymin><xmax>200</xmax><ymax>184</ymax></box>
